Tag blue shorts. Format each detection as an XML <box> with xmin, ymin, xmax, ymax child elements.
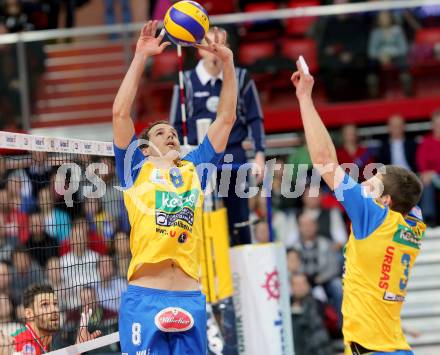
<box><xmin>119</xmin><ymin>285</ymin><xmax>207</xmax><ymax>355</ymax></box>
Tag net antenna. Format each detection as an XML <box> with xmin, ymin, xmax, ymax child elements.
<box><xmin>177</xmin><ymin>44</ymin><xmax>189</xmax><ymax>146</ymax></box>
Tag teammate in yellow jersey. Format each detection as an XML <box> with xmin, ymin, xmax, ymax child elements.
<box><xmin>112</xmin><ymin>21</ymin><xmax>237</xmax><ymax>355</ymax></box>
<box><xmin>291</xmin><ymin>60</ymin><xmax>425</xmax><ymax>355</ymax></box>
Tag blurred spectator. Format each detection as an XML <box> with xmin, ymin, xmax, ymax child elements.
<box><xmin>271</xmin><ymin>158</ymin><xmax>297</xmax><ymax>212</ymax></box>
<box><xmin>98</xmin><ymin>157</ymin><xmax>125</xmax><ymax>220</ymax></box>
<box><xmin>38</xmin><ymin>187</ymin><xmax>71</xmax><ymax>242</ymax></box>
<box><xmin>94</xmin><ymin>254</ymin><xmax>127</xmax><ymax>312</ymax></box>
<box><xmin>6</xmin><ymin>170</ymin><xmax>35</xmax><ymax>214</ymax></box>
<box><xmin>10</xmin><ymin>247</ymin><xmax>42</xmax><ymax>305</ymax></box>
<box><xmin>0</xmin><ymin>157</ymin><xmax>8</xmax><ymax>189</ymax></box>
<box><xmin>2</xmin><ymin>0</ymin><xmax>33</xmax><ymax>33</ymax></box>
<box><xmin>294</xmin><ymin>212</ymin><xmax>342</xmax><ymax>327</ymax></box>
<box><xmin>63</xmin><ymin>286</ymin><xmax>118</xmax><ymax>351</ymax></box>
<box><xmin>253</xmin><ymin>221</ymin><xmax>270</xmax><ymax>243</ymax></box>
<box><xmin>84</xmin><ymin>198</ymin><xmax>116</xmax><ymax>243</ymax></box>
<box><xmin>416</xmin><ymin>111</ymin><xmax>440</xmax><ymax>226</ymax></box>
<box><xmin>59</xmin><ymin>221</ymin><xmax>100</xmax><ymax>293</ymax></box>
<box><xmin>26</xmin><ymin>212</ymin><xmax>59</xmax><ymax>267</ymax></box>
<box><xmin>60</xmin><ymin>217</ymin><xmax>107</xmax><ymax>256</ymax></box>
<box><xmin>113</xmin><ymin>231</ymin><xmax>130</xmax><ymax>278</ymax></box>
<box><xmin>286</xmin><ymin>248</ymin><xmax>303</xmax><ymax>276</ymax></box>
<box><xmin>0</xmin><ymin>292</ymin><xmax>22</xmax><ymax>335</ymax></box>
<box><xmin>0</xmin><ymin>214</ymin><xmax>14</xmax><ymax>262</ymax></box>
<box><xmin>104</xmin><ymin>0</ymin><xmax>131</xmax><ymax>25</ymax></box>
<box><xmin>379</xmin><ymin>115</ymin><xmax>418</xmax><ymax>171</ymax></box>
<box><xmin>0</xmin><ymin>262</ymin><xmax>12</xmax><ymax>296</ymax></box>
<box><xmin>367</xmin><ymin>10</ymin><xmax>412</xmax><ymax>98</ymax></box>
<box><xmin>0</xmin><ymin>188</ymin><xmax>29</xmax><ymax>245</ymax></box>
<box><xmin>336</xmin><ymin>124</ymin><xmax>375</xmax><ymax>181</ymax></box>
<box><xmin>26</xmin><ymin>152</ymin><xmax>52</xmax><ymax>198</ymax></box>
<box><xmin>301</xmin><ymin>186</ymin><xmax>347</xmax><ymax>250</ymax></box>
<box><xmin>44</xmin><ymin>257</ymin><xmax>69</xmax><ymax>311</ymax></box>
<box><xmin>286</xmin><ymin>135</ymin><xmax>312</xmax><ymax>193</ymax></box>
<box><xmin>317</xmin><ymin>0</ymin><xmax>368</xmax><ymax>101</ymax></box>
<box><xmin>290</xmin><ymin>273</ymin><xmax>332</xmax><ymax>355</ymax></box>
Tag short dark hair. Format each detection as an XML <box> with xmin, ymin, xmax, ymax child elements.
<box><xmin>23</xmin><ymin>283</ymin><xmax>54</xmax><ymax>308</ymax></box>
<box><xmin>381</xmin><ymin>165</ymin><xmax>423</xmax><ymax>215</ymax></box>
<box><xmin>139</xmin><ymin>120</ymin><xmax>173</xmax><ymax>149</ymax></box>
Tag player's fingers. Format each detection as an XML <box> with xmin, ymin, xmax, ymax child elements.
<box><xmin>157</xmin><ymin>28</ymin><xmax>166</xmax><ymax>41</ymax></box>
<box><xmin>152</xmin><ymin>20</ymin><xmax>158</xmax><ymax>35</ymax></box>
<box><xmin>220</xmin><ymin>29</ymin><xmax>227</xmax><ymax>45</ymax></box>
<box><xmin>295</xmin><ymin>60</ymin><xmax>304</xmax><ymax>76</ymax></box>
<box><xmin>159</xmin><ymin>41</ymin><xmax>172</xmax><ymax>51</ymax></box>
<box><xmin>91</xmin><ymin>330</ymin><xmax>102</xmax><ymax>339</ymax></box>
<box><xmin>145</xmin><ymin>21</ymin><xmax>152</xmax><ymax>36</ymax></box>
<box><xmin>290</xmin><ymin>71</ymin><xmax>300</xmax><ymax>83</ymax></box>
<box><xmin>214</xmin><ymin>26</ymin><xmax>219</xmax><ymax>43</ymax></box>
<box><xmin>204</xmin><ymin>34</ymin><xmax>212</xmax><ymax>45</ymax></box>
<box><xmin>141</xmin><ymin>23</ymin><xmax>148</xmax><ymax>37</ymax></box>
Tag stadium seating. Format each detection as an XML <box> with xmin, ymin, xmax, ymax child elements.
<box><xmin>285</xmin><ymin>0</ymin><xmax>319</xmax><ymax>37</ymax></box>
<box><xmin>281</xmin><ymin>38</ymin><xmax>318</xmax><ymax>73</ymax></box>
<box><xmin>238</xmin><ymin>41</ymin><xmax>276</xmax><ymax>67</ymax></box>
<box><xmin>198</xmin><ymin>0</ymin><xmax>236</xmax><ymax>14</ymax></box>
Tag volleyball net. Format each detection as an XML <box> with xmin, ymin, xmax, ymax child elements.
<box><xmin>0</xmin><ymin>132</ymin><xmax>126</xmax><ymax>354</ymax></box>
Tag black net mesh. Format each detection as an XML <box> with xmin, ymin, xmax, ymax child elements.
<box><xmin>0</xmin><ymin>147</ymin><xmax>129</xmax><ymax>353</ymax></box>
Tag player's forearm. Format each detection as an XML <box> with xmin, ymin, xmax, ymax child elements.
<box><xmin>216</xmin><ymin>59</ymin><xmax>237</xmax><ymax>125</ymax></box>
<box><xmin>113</xmin><ymin>53</ymin><xmax>148</xmax><ymax>121</ymax></box>
<box><xmin>299</xmin><ymin>97</ymin><xmax>338</xmax><ymax>167</ymax></box>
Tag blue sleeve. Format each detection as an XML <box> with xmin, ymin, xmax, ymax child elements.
<box><xmin>334</xmin><ymin>175</ymin><xmax>388</xmax><ymax>239</ymax></box>
<box><xmin>113</xmin><ymin>135</ymin><xmax>146</xmax><ymax>188</ymax></box>
<box><xmin>183</xmin><ymin>135</ymin><xmax>223</xmax><ymax>166</ymax></box>
<box><xmin>183</xmin><ymin>136</ymin><xmax>223</xmax><ymax>190</ymax></box>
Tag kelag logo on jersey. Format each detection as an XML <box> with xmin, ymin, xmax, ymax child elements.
<box><xmin>155</xmin><ymin>189</ymin><xmax>199</xmax><ymax>227</ymax></box>
<box><xmin>392</xmin><ymin>225</ymin><xmax>421</xmax><ymax>249</ymax></box>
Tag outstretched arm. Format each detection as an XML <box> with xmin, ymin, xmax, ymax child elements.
<box><xmin>291</xmin><ymin>60</ymin><xmax>344</xmax><ymax>190</ymax></box>
<box><xmin>113</xmin><ymin>21</ymin><xmax>170</xmax><ymax>148</ymax></box>
<box><xmin>196</xmin><ymin>28</ymin><xmax>237</xmax><ymax>153</ymax></box>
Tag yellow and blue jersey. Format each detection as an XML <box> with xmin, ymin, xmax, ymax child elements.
<box><xmin>336</xmin><ymin>176</ymin><xmax>426</xmax><ymax>352</ymax></box>
<box><xmin>113</xmin><ymin>135</ymin><xmax>223</xmax><ymax>281</ymax></box>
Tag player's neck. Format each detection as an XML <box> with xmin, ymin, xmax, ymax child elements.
<box><xmin>148</xmin><ymin>156</ymin><xmax>178</xmax><ymax>169</ymax></box>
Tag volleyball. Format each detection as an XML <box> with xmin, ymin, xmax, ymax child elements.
<box><xmin>163</xmin><ymin>1</ymin><xmax>209</xmax><ymax>46</ymax></box>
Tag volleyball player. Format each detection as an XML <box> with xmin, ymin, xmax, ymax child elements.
<box><xmin>291</xmin><ymin>61</ymin><xmax>425</xmax><ymax>354</ymax></box>
<box><xmin>113</xmin><ymin>21</ymin><xmax>237</xmax><ymax>354</ymax></box>
<box><xmin>12</xmin><ymin>283</ymin><xmax>100</xmax><ymax>354</ymax></box>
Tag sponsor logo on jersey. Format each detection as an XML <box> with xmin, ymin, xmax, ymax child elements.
<box><xmin>155</xmin><ymin>190</ymin><xmax>199</xmax><ymax>228</ymax></box>
<box><xmin>379</xmin><ymin>246</ymin><xmax>395</xmax><ymax>289</ymax></box>
<box><xmin>22</xmin><ymin>343</ymin><xmax>37</xmax><ymax>355</ymax></box>
<box><xmin>383</xmin><ymin>291</ymin><xmax>405</xmax><ymax>302</ymax></box>
<box><xmin>154</xmin><ymin>307</ymin><xmax>194</xmax><ymax>332</ymax></box>
<box><xmin>393</xmin><ymin>225</ymin><xmax>421</xmax><ymax>249</ymax></box>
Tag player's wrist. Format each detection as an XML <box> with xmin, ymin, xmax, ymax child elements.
<box><xmin>133</xmin><ymin>51</ymin><xmax>149</xmax><ymax>63</ymax></box>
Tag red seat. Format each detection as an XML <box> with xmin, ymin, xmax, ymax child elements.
<box><xmin>281</xmin><ymin>38</ymin><xmax>318</xmax><ymax>73</ymax></box>
<box><xmin>198</xmin><ymin>0</ymin><xmax>236</xmax><ymax>14</ymax></box>
<box><xmin>151</xmin><ymin>49</ymin><xmax>180</xmax><ymax>80</ymax></box>
<box><xmin>238</xmin><ymin>41</ymin><xmax>276</xmax><ymax>66</ymax></box>
<box><xmin>286</xmin><ymin>0</ymin><xmax>319</xmax><ymax>37</ymax></box>
<box><xmin>244</xmin><ymin>2</ymin><xmax>278</xmax><ymax>12</ymax></box>
<box><xmin>415</xmin><ymin>28</ymin><xmax>440</xmax><ymax>45</ymax></box>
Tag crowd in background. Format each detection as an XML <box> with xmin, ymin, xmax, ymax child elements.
<box><xmin>0</xmin><ymin>109</ymin><xmax>439</xmax><ymax>352</ymax></box>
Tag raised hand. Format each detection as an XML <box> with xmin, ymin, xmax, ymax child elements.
<box><xmin>291</xmin><ymin>59</ymin><xmax>314</xmax><ymax>101</ymax></box>
<box><xmin>75</xmin><ymin>307</ymin><xmax>102</xmax><ymax>345</ymax></box>
<box><xmin>195</xmin><ymin>27</ymin><xmax>233</xmax><ymax>63</ymax></box>
<box><xmin>136</xmin><ymin>20</ymin><xmax>171</xmax><ymax>58</ymax></box>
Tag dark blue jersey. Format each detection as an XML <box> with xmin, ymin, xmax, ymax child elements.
<box><xmin>170</xmin><ymin>61</ymin><xmax>265</xmax><ymax>163</ymax></box>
